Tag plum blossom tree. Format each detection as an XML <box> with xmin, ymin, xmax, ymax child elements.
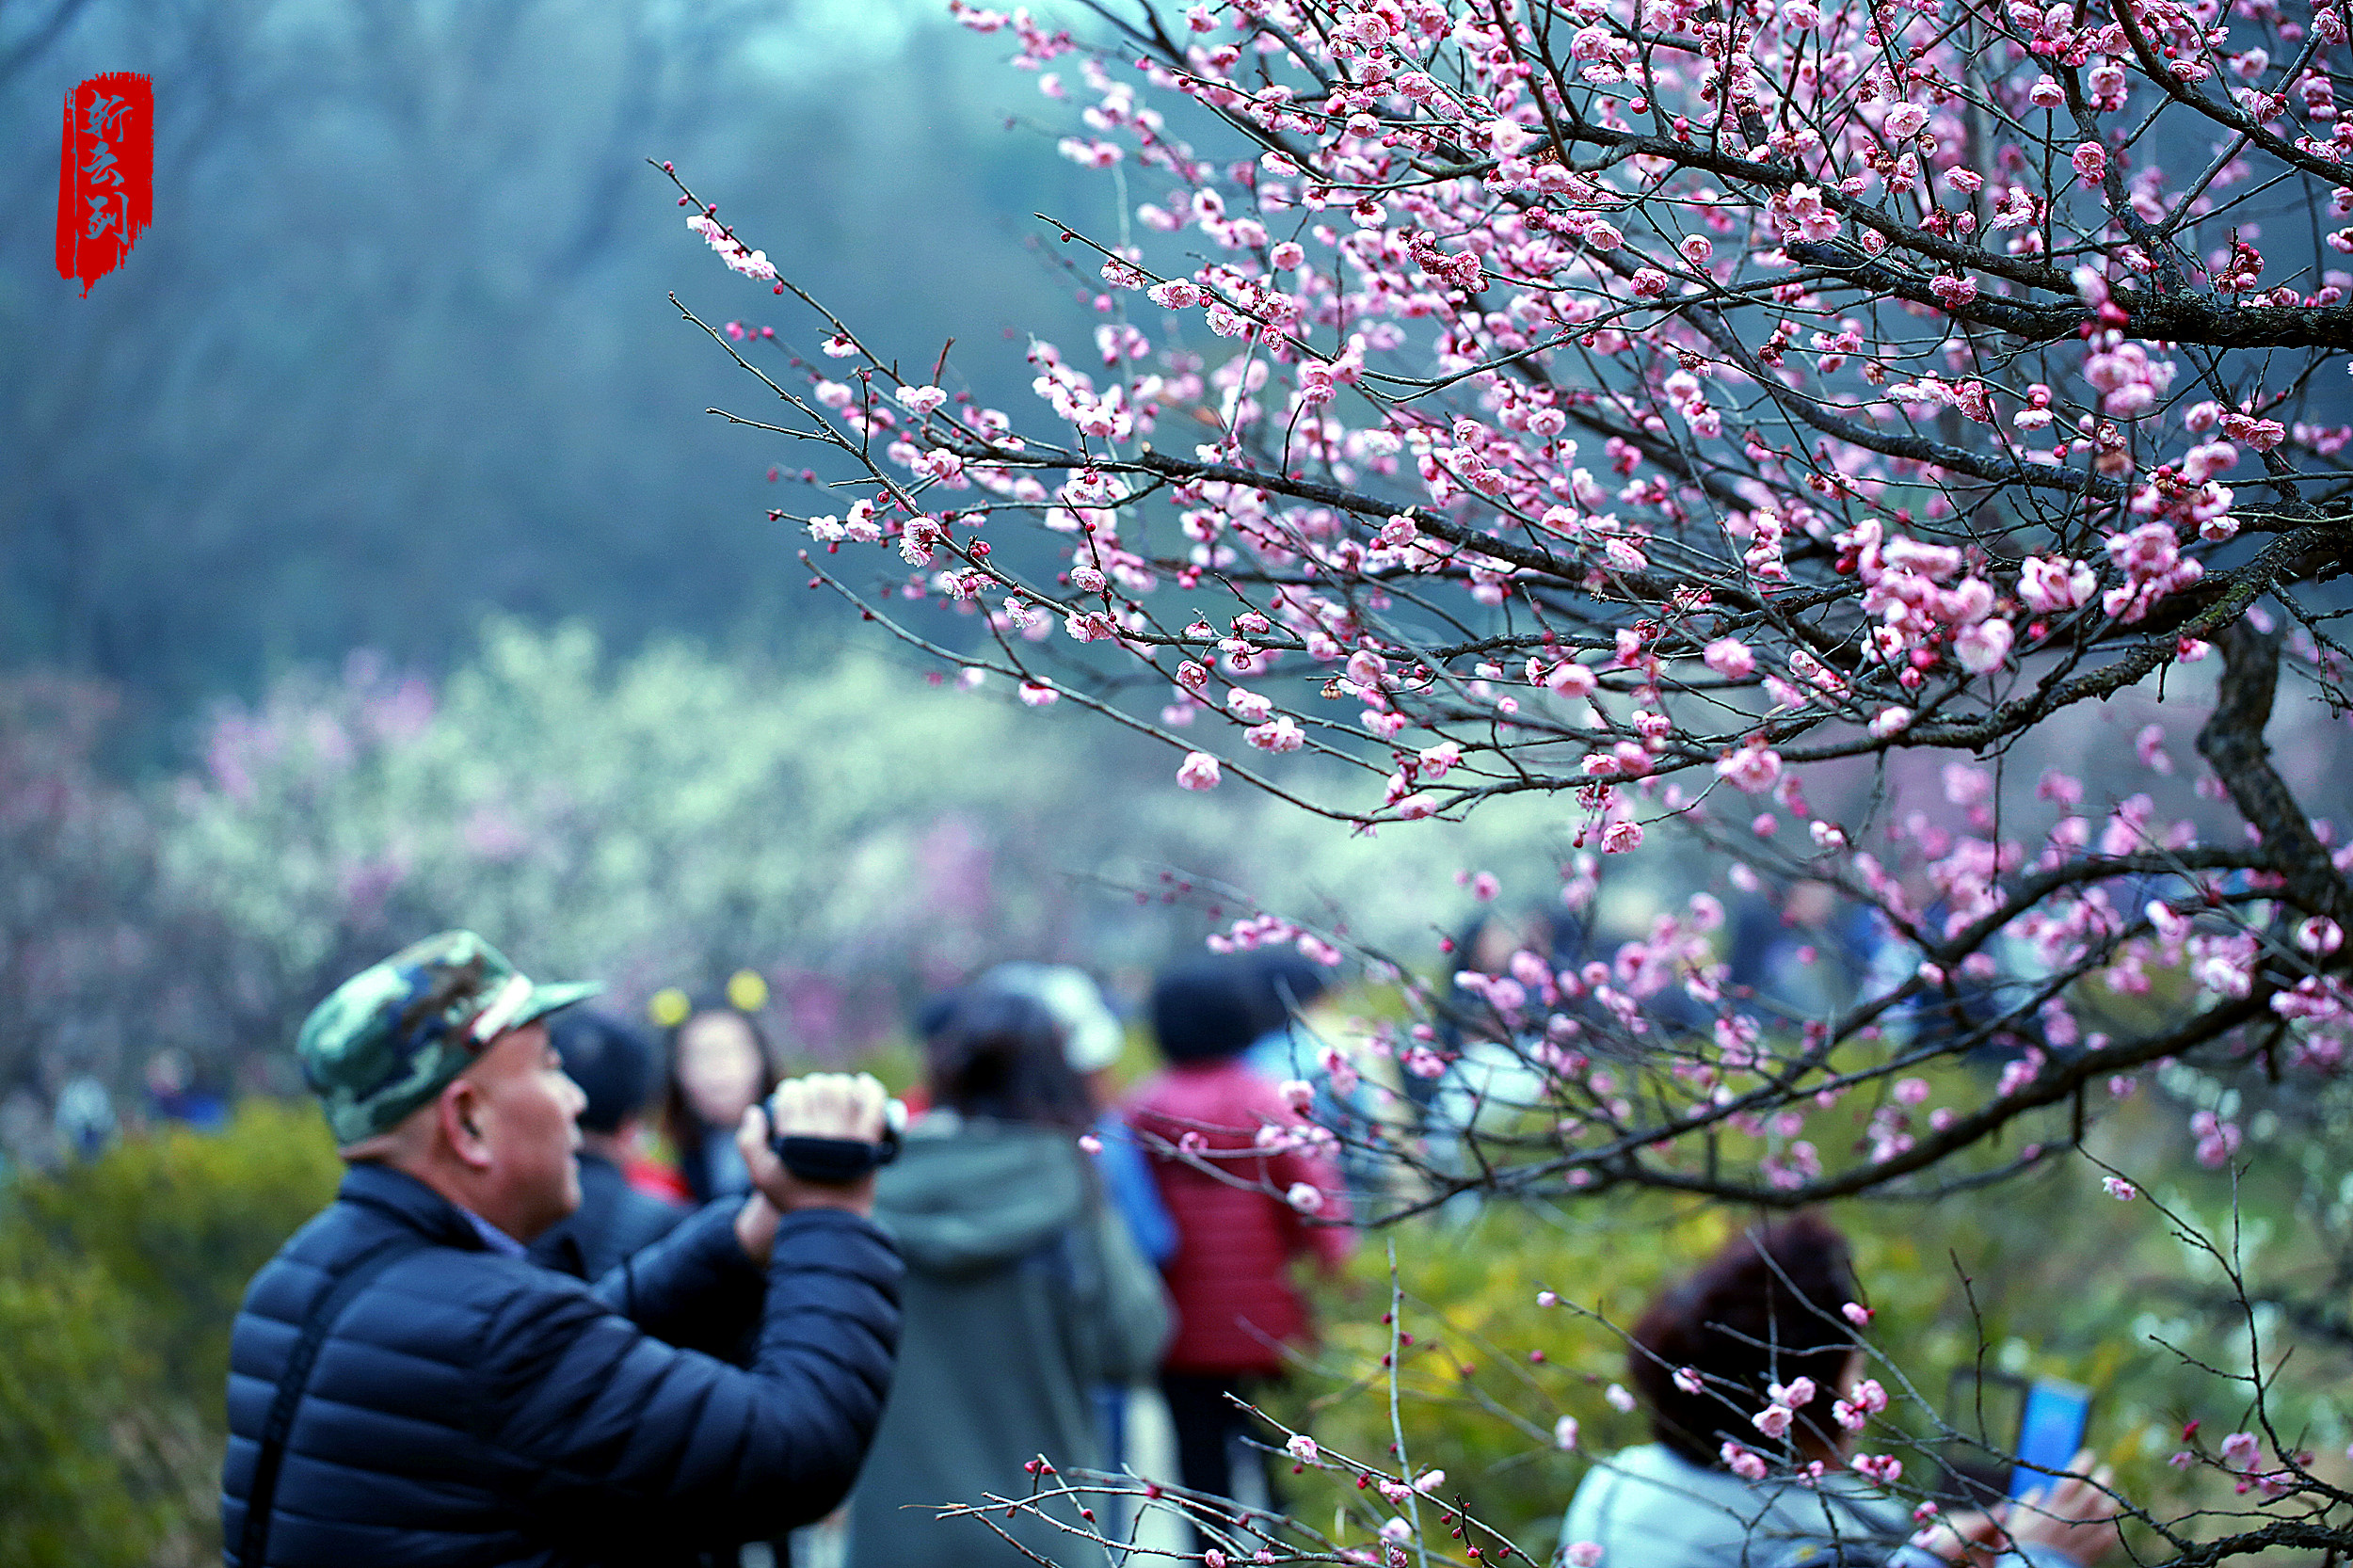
<box><xmin>664</xmin><ymin>0</ymin><xmax>2353</xmax><ymax>1556</ymax></box>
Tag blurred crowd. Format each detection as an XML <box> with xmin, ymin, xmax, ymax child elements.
<box><xmin>11</xmin><ymin>886</ymin><xmax>2141</xmax><ymax>1568</ymax></box>
<box><xmin>6</xmin><ymin>864</ymin><xmax>2050</xmax><ymax>1189</ymax></box>
<box><xmin>515</xmin><ymin>949</ymin><xmax>1361</xmax><ymax>1568</ymax></box>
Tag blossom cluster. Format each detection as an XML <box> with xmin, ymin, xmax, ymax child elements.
<box><xmin>668</xmin><ymin>0</ymin><xmax>2353</xmax><ymax>1279</ymax></box>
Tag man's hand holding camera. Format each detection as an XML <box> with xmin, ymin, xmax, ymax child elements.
<box><xmin>732</xmin><ymin>1072</ymin><xmax>891</xmax><ymax>1265</ymax></box>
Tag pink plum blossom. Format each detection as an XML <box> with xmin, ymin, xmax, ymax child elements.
<box><xmin>1718</xmin><ymin>744</ymin><xmax>1785</xmax><ymax>794</ymax></box>
<box><xmin>1705</xmin><ymin>638</ymin><xmax>1757</xmax><ymax>679</ymax></box>
<box><xmin>1954</xmin><ymin>617</ymin><xmax>2015</xmax><ymax>674</ymax></box>
<box><xmin>2019</xmin><ymin>555</ymin><xmax>2097</xmax><ymax>613</ymax></box>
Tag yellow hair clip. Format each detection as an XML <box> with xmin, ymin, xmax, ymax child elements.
<box><xmin>648</xmin><ymin>987</ymin><xmax>692</xmax><ymax>1029</ymax></box>
<box><xmin>727</xmin><ymin>969</ymin><xmax>770</xmax><ymax>1013</ymax></box>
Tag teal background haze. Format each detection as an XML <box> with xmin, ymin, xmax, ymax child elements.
<box><xmin>0</xmin><ymin>0</ymin><xmax>1112</xmax><ymax>747</ymax></box>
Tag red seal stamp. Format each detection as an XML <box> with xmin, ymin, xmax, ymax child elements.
<box><xmin>56</xmin><ymin>72</ymin><xmax>153</xmax><ymax>296</ymax></box>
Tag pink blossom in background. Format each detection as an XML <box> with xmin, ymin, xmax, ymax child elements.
<box><xmin>461</xmin><ymin>803</ymin><xmax>530</xmax><ymax>861</ymax></box>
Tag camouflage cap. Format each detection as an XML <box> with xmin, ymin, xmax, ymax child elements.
<box><xmin>297</xmin><ymin>930</ymin><xmax>600</xmax><ymax>1146</ymax></box>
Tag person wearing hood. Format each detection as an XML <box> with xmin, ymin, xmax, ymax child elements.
<box><xmin>845</xmin><ymin>986</ymin><xmax>1171</xmax><ymax>1568</ymax></box>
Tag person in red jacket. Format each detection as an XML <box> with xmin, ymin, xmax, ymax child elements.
<box><xmin>1127</xmin><ymin>955</ymin><xmax>1354</xmax><ymax>1541</ymax></box>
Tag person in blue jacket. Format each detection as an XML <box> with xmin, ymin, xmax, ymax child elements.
<box><xmin>527</xmin><ymin>1008</ymin><xmax>686</xmax><ymax>1281</ymax></box>
<box><xmin>220</xmin><ymin>930</ymin><xmax>902</xmax><ymax>1568</ymax></box>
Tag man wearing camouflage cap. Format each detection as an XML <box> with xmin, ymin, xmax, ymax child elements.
<box><xmin>221</xmin><ymin>931</ymin><xmax>903</xmax><ymax>1567</ymax></box>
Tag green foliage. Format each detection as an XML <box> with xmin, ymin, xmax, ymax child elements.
<box><xmin>1278</xmin><ymin>1136</ymin><xmax>2350</xmax><ymax>1564</ymax></box>
<box><xmin>8</xmin><ymin>1101</ymin><xmax>342</xmax><ymax>1395</ymax></box>
<box><xmin>0</xmin><ymin>1102</ymin><xmax>341</xmax><ymax>1568</ymax></box>
<box><xmin>0</xmin><ymin>1243</ymin><xmax>168</xmax><ymax>1568</ymax></box>
<box><xmin>1282</xmin><ymin>1201</ymin><xmax>1717</xmax><ymax>1559</ymax></box>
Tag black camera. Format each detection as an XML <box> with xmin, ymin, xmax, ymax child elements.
<box><xmin>768</xmin><ymin>1099</ymin><xmax>904</xmax><ymax>1185</ymax></box>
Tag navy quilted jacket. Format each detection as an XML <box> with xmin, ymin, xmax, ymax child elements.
<box><xmin>221</xmin><ymin>1162</ymin><xmax>901</xmax><ymax>1567</ymax></box>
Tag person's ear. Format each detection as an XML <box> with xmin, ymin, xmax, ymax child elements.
<box><xmin>439</xmin><ymin>1079</ymin><xmax>495</xmax><ymax>1170</ymax></box>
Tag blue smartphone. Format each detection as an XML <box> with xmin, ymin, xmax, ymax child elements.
<box><xmin>2009</xmin><ymin>1378</ymin><xmax>2092</xmax><ymax>1499</ymax></box>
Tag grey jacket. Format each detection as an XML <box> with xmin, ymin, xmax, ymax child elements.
<box><xmin>845</xmin><ymin>1115</ymin><xmax>1171</xmax><ymax>1568</ymax></box>
<box><xmin>1561</xmin><ymin>1444</ymin><xmax>2088</xmax><ymax>1568</ymax></box>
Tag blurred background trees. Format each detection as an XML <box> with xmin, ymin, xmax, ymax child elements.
<box><xmin>0</xmin><ymin>0</ymin><xmax>1110</xmax><ymax>732</ymax></box>
<box><xmin>0</xmin><ymin>616</ymin><xmax>1578</xmax><ymax>1140</ymax></box>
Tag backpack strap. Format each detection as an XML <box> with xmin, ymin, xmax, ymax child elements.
<box><xmin>234</xmin><ymin>1232</ymin><xmax>425</xmax><ymax>1568</ymax></box>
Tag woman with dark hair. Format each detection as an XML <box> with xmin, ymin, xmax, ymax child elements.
<box><xmin>1626</xmin><ymin>1214</ymin><xmax>1866</xmax><ymax>1470</ymax></box>
<box><xmin>845</xmin><ymin>987</ymin><xmax>1169</xmax><ymax>1568</ymax></box>
<box><xmin>1559</xmin><ymin>1216</ymin><xmax>2119</xmax><ymax>1568</ymax></box>
<box><xmin>657</xmin><ymin>985</ymin><xmax>781</xmax><ymax>1204</ymax></box>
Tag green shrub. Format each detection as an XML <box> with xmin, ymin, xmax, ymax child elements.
<box><xmin>1277</xmin><ymin>1136</ymin><xmax>2334</xmax><ymax>1565</ymax></box>
<box><xmin>0</xmin><ymin>1101</ymin><xmax>340</xmax><ymax>1568</ymax></box>
<box><xmin>0</xmin><ymin>1241</ymin><xmax>170</xmax><ymax>1568</ymax></box>
<box><xmin>8</xmin><ymin>1101</ymin><xmax>341</xmax><ymax>1402</ymax></box>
